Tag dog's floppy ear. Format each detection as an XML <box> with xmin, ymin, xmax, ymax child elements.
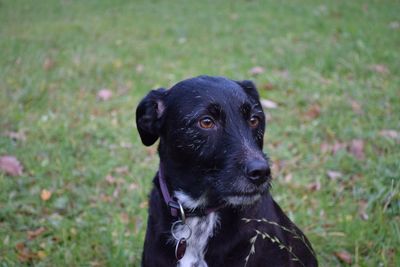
<box><xmin>136</xmin><ymin>88</ymin><xmax>167</xmax><ymax>146</ymax></box>
<box><xmin>236</xmin><ymin>80</ymin><xmax>260</xmax><ymax>101</ymax></box>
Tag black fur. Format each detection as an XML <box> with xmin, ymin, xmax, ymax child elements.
<box><xmin>137</xmin><ymin>76</ymin><xmax>318</xmax><ymax>267</ymax></box>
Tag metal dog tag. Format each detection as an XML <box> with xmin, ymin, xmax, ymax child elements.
<box><xmin>175</xmin><ymin>238</ymin><xmax>187</xmax><ymax>260</ymax></box>
<box><xmin>171</xmin><ymin>220</ymin><xmax>191</xmax><ymax>260</ymax></box>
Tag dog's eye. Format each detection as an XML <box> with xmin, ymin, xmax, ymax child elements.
<box><xmin>199</xmin><ymin>117</ymin><xmax>215</xmax><ymax>129</ymax></box>
<box><xmin>249</xmin><ymin>116</ymin><xmax>260</xmax><ymax>128</ymax></box>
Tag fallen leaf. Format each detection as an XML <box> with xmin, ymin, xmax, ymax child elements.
<box><xmin>274</xmin><ymin>69</ymin><xmax>290</xmax><ymax>79</ymax></box>
<box><xmin>97</xmin><ymin>89</ymin><xmax>113</xmax><ymax>101</ymax></box>
<box><xmin>307</xmin><ymin>181</ymin><xmax>321</xmax><ymax>192</ymax></box>
<box><xmin>90</xmin><ymin>261</ymin><xmax>103</xmax><ymax>267</ymax></box>
<box><xmin>3</xmin><ymin>130</ymin><xmax>26</xmax><ymax>141</ymax></box>
<box><xmin>260</xmin><ymin>99</ymin><xmax>278</xmax><ymax>109</ymax></box>
<box><xmin>145</xmin><ymin>146</ymin><xmax>157</xmax><ymax>156</ymax></box>
<box><xmin>136</xmin><ymin>64</ymin><xmax>144</xmax><ymax>73</ymax></box>
<box><xmin>305</xmin><ymin>104</ymin><xmax>321</xmax><ymax>119</ymax></box>
<box><xmin>112</xmin><ymin>187</ymin><xmax>120</xmax><ymax>198</ymax></box>
<box><xmin>27</xmin><ymin>227</ymin><xmax>46</xmax><ymax>240</ymax></box>
<box><xmin>114</xmin><ymin>166</ymin><xmax>129</xmax><ymax>175</ymax></box>
<box><xmin>369</xmin><ymin>64</ymin><xmax>389</xmax><ymax>74</ymax></box>
<box><xmin>320</xmin><ymin>143</ymin><xmax>331</xmax><ymax>154</ymax></box>
<box><xmin>37</xmin><ymin>251</ymin><xmax>47</xmax><ymax>260</ymax></box>
<box><xmin>0</xmin><ymin>155</ymin><xmax>23</xmax><ymax>176</ymax></box>
<box><xmin>379</xmin><ymin>130</ymin><xmax>400</xmax><ymax>140</ymax></box>
<box><xmin>332</xmin><ymin>142</ymin><xmax>347</xmax><ymax>154</ymax></box>
<box><xmin>358</xmin><ymin>200</ymin><xmax>369</xmax><ymax>220</ymax></box>
<box><xmin>349</xmin><ymin>139</ymin><xmax>365</xmax><ymax>160</ymax></box>
<box><xmin>284</xmin><ymin>173</ymin><xmax>293</xmax><ymax>183</ymax></box>
<box><xmin>120</xmin><ymin>212</ymin><xmax>130</xmax><ymax>224</ymax></box>
<box><xmin>43</xmin><ymin>57</ymin><xmax>55</xmax><ymax>71</ymax></box>
<box><xmin>229</xmin><ymin>13</ymin><xmax>239</xmax><ymax>20</ymax></box>
<box><xmin>249</xmin><ymin>66</ymin><xmax>265</xmax><ymax>76</ymax></box>
<box><xmin>389</xmin><ymin>21</ymin><xmax>399</xmax><ymax>29</ymax></box>
<box><xmin>128</xmin><ymin>182</ymin><xmax>139</xmax><ymax>191</ymax></box>
<box><xmin>40</xmin><ymin>189</ymin><xmax>52</xmax><ymax>201</ymax></box>
<box><xmin>112</xmin><ymin>59</ymin><xmax>123</xmax><ymax>69</ymax></box>
<box><xmin>327</xmin><ymin>170</ymin><xmax>343</xmax><ymax>180</ymax></box>
<box><xmin>334</xmin><ymin>250</ymin><xmax>352</xmax><ymax>264</ymax></box>
<box><xmin>15</xmin><ymin>242</ymin><xmax>37</xmax><ymax>262</ymax></box>
<box><xmin>139</xmin><ymin>201</ymin><xmax>148</xmax><ymax>209</ymax></box>
<box><xmin>105</xmin><ymin>174</ymin><xmax>116</xmax><ymax>184</ymax></box>
<box><xmin>262</xmin><ymin>83</ymin><xmax>275</xmax><ymax>90</ymax></box>
<box><xmin>349</xmin><ymin>99</ymin><xmax>363</xmax><ymax>114</ymax></box>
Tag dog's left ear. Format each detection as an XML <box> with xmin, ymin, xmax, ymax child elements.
<box><xmin>136</xmin><ymin>88</ymin><xmax>167</xmax><ymax>146</ymax></box>
<box><xmin>236</xmin><ymin>80</ymin><xmax>260</xmax><ymax>102</ymax></box>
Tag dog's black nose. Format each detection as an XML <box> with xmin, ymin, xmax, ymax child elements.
<box><xmin>245</xmin><ymin>160</ymin><xmax>270</xmax><ymax>186</ymax></box>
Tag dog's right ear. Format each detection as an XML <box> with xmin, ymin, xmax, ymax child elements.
<box><xmin>136</xmin><ymin>88</ymin><xmax>167</xmax><ymax>146</ymax></box>
<box><xmin>235</xmin><ymin>80</ymin><xmax>260</xmax><ymax>102</ymax></box>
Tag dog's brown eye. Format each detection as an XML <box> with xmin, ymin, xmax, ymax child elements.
<box><xmin>249</xmin><ymin>116</ymin><xmax>260</xmax><ymax>128</ymax></box>
<box><xmin>199</xmin><ymin>117</ymin><xmax>215</xmax><ymax>129</ymax></box>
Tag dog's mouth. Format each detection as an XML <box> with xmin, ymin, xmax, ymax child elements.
<box><xmin>224</xmin><ymin>193</ymin><xmax>262</xmax><ymax>206</ymax></box>
<box><xmin>225</xmin><ymin>191</ymin><xmax>261</xmax><ymax>197</ymax></box>
<box><xmin>222</xmin><ymin>190</ymin><xmax>263</xmax><ymax>206</ymax></box>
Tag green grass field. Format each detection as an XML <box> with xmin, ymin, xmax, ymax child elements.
<box><xmin>0</xmin><ymin>0</ymin><xmax>399</xmax><ymax>266</ymax></box>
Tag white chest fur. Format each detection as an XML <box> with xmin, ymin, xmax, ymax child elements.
<box><xmin>176</xmin><ymin>213</ymin><xmax>219</xmax><ymax>267</ymax></box>
<box><xmin>174</xmin><ymin>192</ymin><xmax>220</xmax><ymax>267</ymax></box>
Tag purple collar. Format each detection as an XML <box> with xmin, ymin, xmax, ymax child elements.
<box><xmin>158</xmin><ymin>163</ymin><xmax>224</xmax><ymax>218</ymax></box>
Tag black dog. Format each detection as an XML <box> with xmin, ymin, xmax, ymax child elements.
<box><xmin>136</xmin><ymin>76</ymin><xmax>318</xmax><ymax>267</ymax></box>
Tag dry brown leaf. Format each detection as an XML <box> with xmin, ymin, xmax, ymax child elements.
<box><xmin>334</xmin><ymin>250</ymin><xmax>352</xmax><ymax>264</ymax></box>
<box><xmin>349</xmin><ymin>100</ymin><xmax>363</xmax><ymax>114</ymax></box>
<box><xmin>97</xmin><ymin>89</ymin><xmax>113</xmax><ymax>101</ymax></box>
<box><xmin>128</xmin><ymin>182</ymin><xmax>139</xmax><ymax>191</ymax></box>
<box><xmin>305</xmin><ymin>104</ymin><xmax>321</xmax><ymax>119</ymax></box>
<box><xmin>262</xmin><ymin>83</ymin><xmax>275</xmax><ymax>91</ymax></box>
<box><xmin>332</xmin><ymin>142</ymin><xmax>347</xmax><ymax>154</ymax></box>
<box><xmin>327</xmin><ymin>170</ymin><xmax>343</xmax><ymax>180</ymax></box>
<box><xmin>15</xmin><ymin>242</ymin><xmax>37</xmax><ymax>262</ymax></box>
<box><xmin>139</xmin><ymin>201</ymin><xmax>148</xmax><ymax>209</ymax></box>
<box><xmin>274</xmin><ymin>69</ymin><xmax>290</xmax><ymax>79</ymax></box>
<box><xmin>136</xmin><ymin>64</ymin><xmax>144</xmax><ymax>73</ymax></box>
<box><xmin>100</xmin><ymin>194</ymin><xmax>113</xmax><ymax>203</ymax></box>
<box><xmin>0</xmin><ymin>155</ymin><xmax>23</xmax><ymax>176</ymax></box>
<box><xmin>105</xmin><ymin>175</ymin><xmax>116</xmax><ymax>184</ymax></box>
<box><xmin>260</xmin><ymin>99</ymin><xmax>278</xmax><ymax>109</ymax></box>
<box><xmin>40</xmin><ymin>189</ymin><xmax>52</xmax><ymax>201</ymax></box>
<box><xmin>379</xmin><ymin>129</ymin><xmax>400</xmax><ymax>140</ymax></box>
<box><xmin>3</xmin><ymin>130</ymin><xmax>26</xmax><ymax>141</ymax></box>
<box><xmin>369</xmin><ymin>64</ymin><xmax>389</xmax><ymax>74</ymax></box>
<box><xmin>27</xmin><ymin>227</ymin><xmax>46</xmax><ymax>240</ymax></box>
<box><xmin>307</xmin><ymin>181</ymin><xmax>321</xmax><ymax>192</ymax></box>
<box><xmin>43</xmin><ymin>57</ymin><xmax>55</xmax><ymax>71</ymax></box>
<box><xmin>349</xmin><ymin>139</ymin><xmax>365</xmax><ymax>160</ymax></box>
<box><xmin>120</xmin><ymin>212</ymin><xmax>130</xmax><ymax>224</ymax></box>
<box><xmin>249</xmin><ymin>66</ymin><xmax>265</xmax><ymax>76</ymax></box>
<box><xmin>320</xmin><ymin>143</ymin><xmax>331</xmax><ymax>154</ymax></box>
<box><xmin>145</xmin><ymin>146</ymin><xmax>157</xmax><ymax>156</ymax></box>
<box><xmin>112</xmin><ymin>187</ymin><xmax>120</xmax><ymax>198</ymax></box>
<box><xmin>37</xmin><ymin>251</ymin><xmax>47</xmax><ymax>260</ymax></box>
<box><xmin>115</xmin><ymin>166</ymin><xmax>129</xmax><ymax>175</ymax></box>
<box><xmin>284</xmin><ymin>173</ymin><xmax>293</xmax><ymax>183</ymax></box>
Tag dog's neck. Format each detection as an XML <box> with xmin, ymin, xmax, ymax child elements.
<box><xmin>158</xmin><ymin>162</ymin><xmax>224</xmax><ymax>218</ymax></box>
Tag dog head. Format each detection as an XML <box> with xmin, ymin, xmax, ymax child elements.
<box><xmin>136</xmin><ymin>76</ymin><xmax>271</xmax><ymax>207</ymax></box>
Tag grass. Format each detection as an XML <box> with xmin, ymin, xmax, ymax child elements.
<box><xmin>0</xmin><ymin>0</ymin><xmax>399</xmax><ymax>266</ymax></box>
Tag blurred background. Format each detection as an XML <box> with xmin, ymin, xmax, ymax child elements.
<box><xmin>0</xmin><ymin>0</ymin><xmax>399</xmax><ymax>266</ymax></box>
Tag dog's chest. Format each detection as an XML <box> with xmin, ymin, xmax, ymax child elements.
<box><xmin>175</xmin><ymin>213</ymin><xmax>219</xmax><ymax>267</ymax></box>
